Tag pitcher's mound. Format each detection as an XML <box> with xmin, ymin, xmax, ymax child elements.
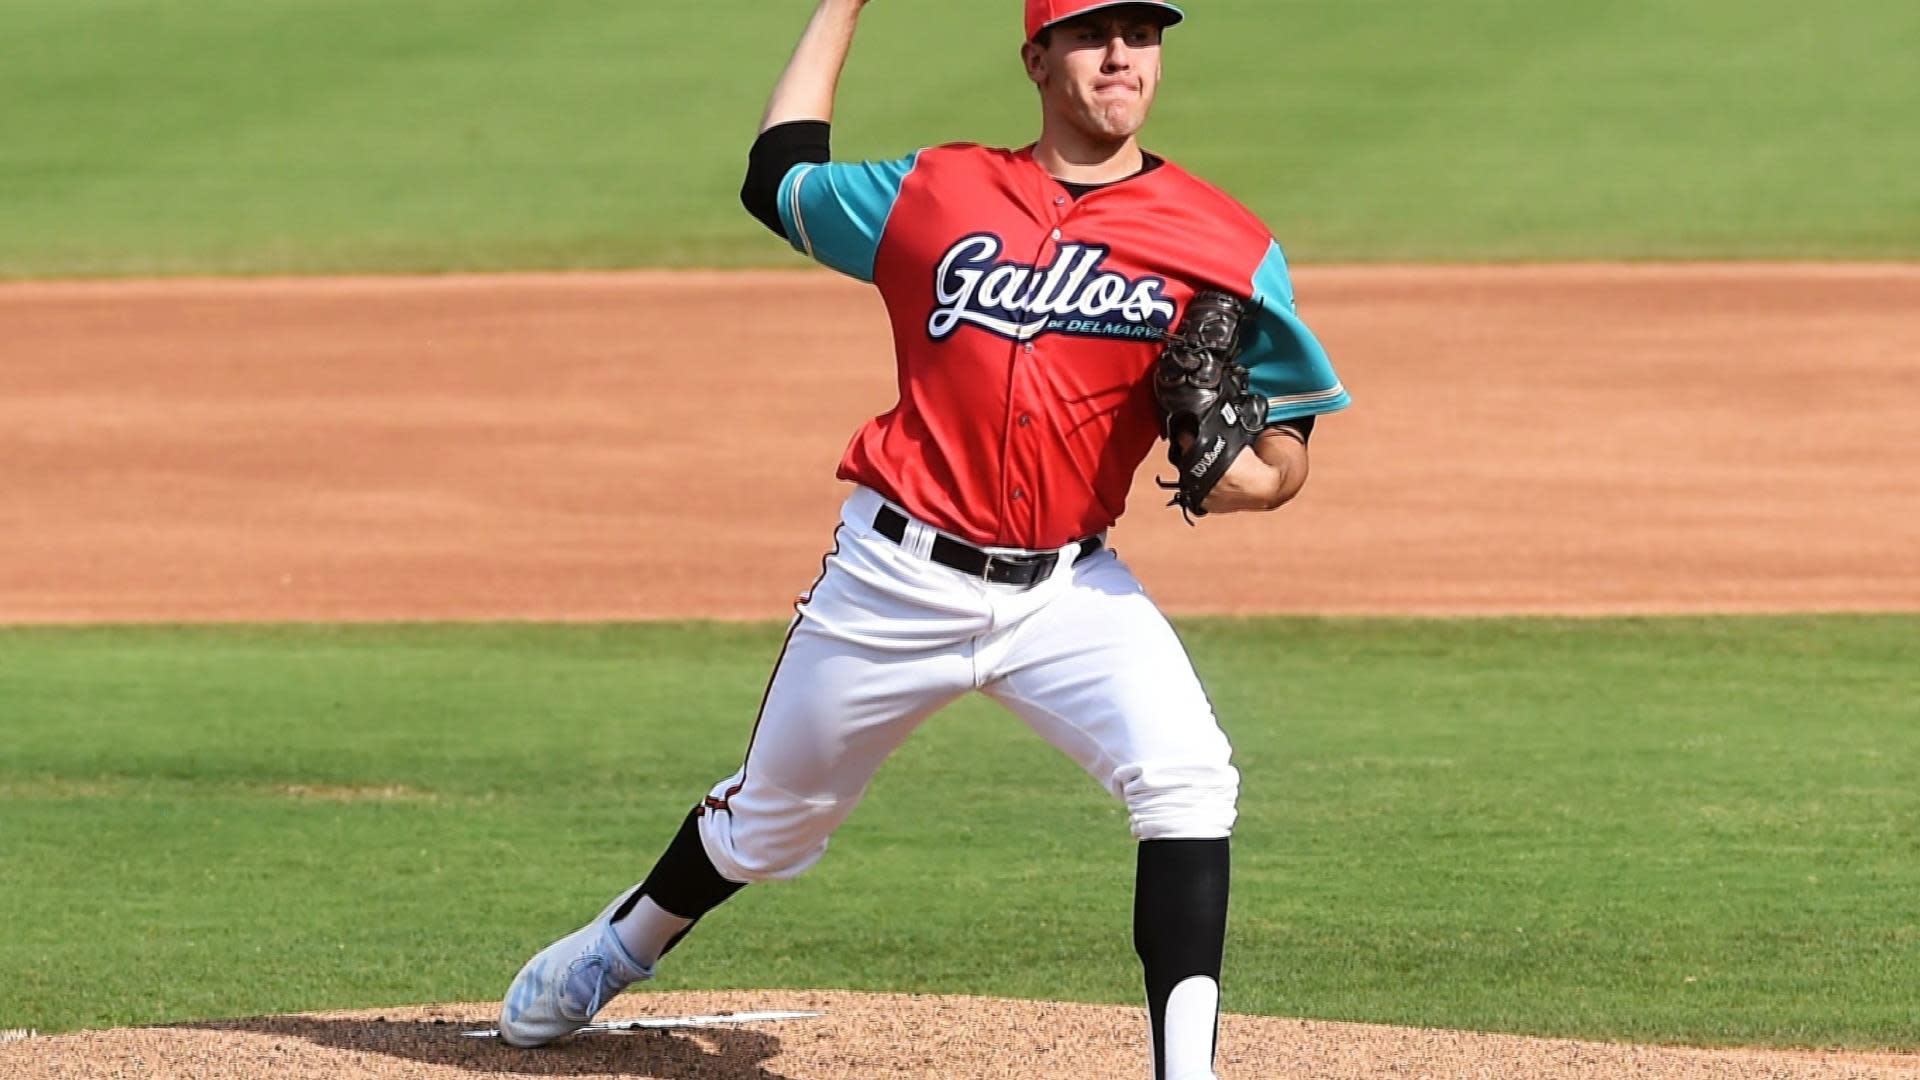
<box><xmin>5</xmin><ymin>990</ymin><xmax>1918</xmax><ymax>1079</ymax></box>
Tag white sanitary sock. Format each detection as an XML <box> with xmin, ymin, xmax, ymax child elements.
<box><xmin>1160</xmin><ymin>974</ymin><xmax>1221</xmax><ymax>1080</ymax></box>
<box><xmin>611</xmin><ymin>893</ymin><xmax>693</xmax><ymax>970</ymax></box>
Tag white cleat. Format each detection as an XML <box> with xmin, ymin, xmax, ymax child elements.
<box><xmin>499</xmin><ymin>889</ymin><xmax>654</xmax><ymax>1048</ymax></box>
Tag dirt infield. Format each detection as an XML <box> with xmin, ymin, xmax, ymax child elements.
<box><xmin>3</xmin><ymin>264</ymin><xmax>1916</xmax><ymax>622</ymax></box>
<box><xmin>7</xmin><ymin>991</ymin><xmax>1920</xmax><ymax>1080</ymax></box>
<box><xmin>5</xmin><ymin>265</ymin><xmax>1919</xmax><ymax>1076</ymax></box>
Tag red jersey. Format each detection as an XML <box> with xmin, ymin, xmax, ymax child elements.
<box><xmin>777</xmin><ymin>143</ymin><xmax>1348</xmax><ymax>550</ymax></box>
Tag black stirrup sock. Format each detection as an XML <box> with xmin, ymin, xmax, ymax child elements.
<box><xmin>1135</xmin><ymin>837</ymin><xmax>1230</xmax><ymax>1080</ymax></box>
<box><xmin>613</xmin><ymin>807</ymin><xmax>747</xmax><ymax>954</ymax></box>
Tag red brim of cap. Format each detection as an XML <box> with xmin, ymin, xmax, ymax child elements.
<box><xmin>1026</xmin><ymin>1</ymin><xmax>1186</xmax><ymax>42</ymax></box>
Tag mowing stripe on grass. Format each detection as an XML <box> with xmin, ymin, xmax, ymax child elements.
<box><xmin>1</xmin><ymin>617</ymin><xmax>1915</xmax><ymax>1045</ymax></box>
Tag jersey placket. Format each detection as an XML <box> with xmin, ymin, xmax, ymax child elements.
<box><xmin>999</xmin><ymin>192</ymin><xmax>1077</xmax><ymax>546</ymax></box>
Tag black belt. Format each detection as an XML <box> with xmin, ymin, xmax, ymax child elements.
<box><xmin>873</xmin><ymin>505</ymin><xmax>1102</xmax><ymax>588</ymax></box>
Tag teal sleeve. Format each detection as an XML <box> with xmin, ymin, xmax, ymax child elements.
<box><xmin>1242</xmin><ymin>240</ymin><xmax>1350</xmax><ymax>422</ymax></box>
<box><xmin>774</xmin><ymin>152</ymin><xmax>923</xmax><ymax>283</ymax></box>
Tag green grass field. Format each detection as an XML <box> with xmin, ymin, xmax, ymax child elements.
<box><xmin>2</xmin><ymin>0</ymin><xmax>1915</xmax><ymax>275</ymax></box>
<box><xmin>4</xmin><ymin>617</ymin><xmax>1917</xmax><ymax>1045</ymax></box>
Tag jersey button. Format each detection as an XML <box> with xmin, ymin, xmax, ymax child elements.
<box><xmin>1011</xmin><ymin>488</ymin><xmax>1026</xmax><ymax>501</ymax></box>
<box><xmin>1022</xmin><ymin>342</ymin><xmax>1034</xmax><ymax>353</ymax></box>
<box><xmin>1053</xmin><ymin>195</ymin><xmax>1067</xmax><ymax>206</ymax></box>
<box><xmin>1018</xmin><ymin>414</ymin><xmax>1033</xmax><ymax>427</ymax></box>
<box><xmin>1050</xmin><ymin>228</ymin><xmax>1063</xmax><ymax>240</ymax></box>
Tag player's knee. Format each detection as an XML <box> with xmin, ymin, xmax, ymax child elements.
<box><xmin>695</xmin><ymin>789</ymin><xmax>844</xmax><ymax>883</ymax></box>
<box><xmin>706</xmin><ymin>836</ymin><xmax>828</xmax><ymax>883</ymax></box>
<box><xmin>1118</xmin><ymin>761</ymin><xmax>1240</xmax><ymax>840</ymax></box>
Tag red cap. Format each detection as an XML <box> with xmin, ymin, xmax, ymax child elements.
<box><xmin>1024</xmin><ymin>0</ymin><xmax>1186</xmax><ymax>42</ymax></box>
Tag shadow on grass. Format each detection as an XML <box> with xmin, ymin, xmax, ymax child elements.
<box><xmin>183</xmin><ymin>1014</ymin><xmax>796</xmax><ymax>1079</ymax></box>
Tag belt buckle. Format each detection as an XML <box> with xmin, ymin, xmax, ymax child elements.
<box><xmin>979</xmin><ymin>548</ymin><xmax>1061</xmax><ymax>587</ymax></box>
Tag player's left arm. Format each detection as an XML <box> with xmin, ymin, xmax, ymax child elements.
<box><xmin>1200</xmin><ymin>420</ymin><xmax>1311</xmax><ymax>514</ymax></box>
<box><xmin>1201</xmin><ymin>239</ymin><xmax>1348</xmax><ymax>516</ymax></box>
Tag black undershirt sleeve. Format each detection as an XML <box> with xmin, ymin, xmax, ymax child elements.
<box><xmin>1271</xmin><ymin>414</ymin><xmax>1316</xmax><ymax>443</ymax></box>
<box><xmin>741</xmin><ymin>120</ymin><xmax>832</xmax><ymax>240</ymax></box>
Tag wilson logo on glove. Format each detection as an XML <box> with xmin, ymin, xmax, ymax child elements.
<box><xmin>1190</xmin><ymin>438</ymin><xmax>1227</xmax><ymax>477</ymax></box>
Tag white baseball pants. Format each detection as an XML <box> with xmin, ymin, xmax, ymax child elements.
<box><xmin>697</xmin><ymin>486</ymin><xmax>1239</xmax><ymax>884</ymax></box>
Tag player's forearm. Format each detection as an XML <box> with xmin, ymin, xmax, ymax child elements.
<box><xmin>1200</xmin><ymin>428</ymin><xmax>1310</xmax><ymax>514</ymax></box>
<box><xmin>759</xmin><ymin>0</ymin><xmax>870</xmax><ymax>133</ymax></box>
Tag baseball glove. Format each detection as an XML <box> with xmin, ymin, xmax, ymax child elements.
<box><xmin>1153</xmin><ymin>289</ymin><xmax>1269</xmax><ymax>521</ymax></box>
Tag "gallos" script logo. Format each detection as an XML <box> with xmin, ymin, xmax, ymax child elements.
<box><xmin>927</xmin><ymin>233</ymin><xmax>1175</xmax><ymax>343</ymax></box>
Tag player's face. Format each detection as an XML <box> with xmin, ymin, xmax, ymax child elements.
<box><xmin>1023</xmin><ymin>10</ymin><xmax>1165</xmax><ymax>143</ymax></box>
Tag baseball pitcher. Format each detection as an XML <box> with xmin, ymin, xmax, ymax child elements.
<box><xmin>499</xmin><ymin>3</ymin><xmax>1350</xmax><ymax>1077</ymax></box>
